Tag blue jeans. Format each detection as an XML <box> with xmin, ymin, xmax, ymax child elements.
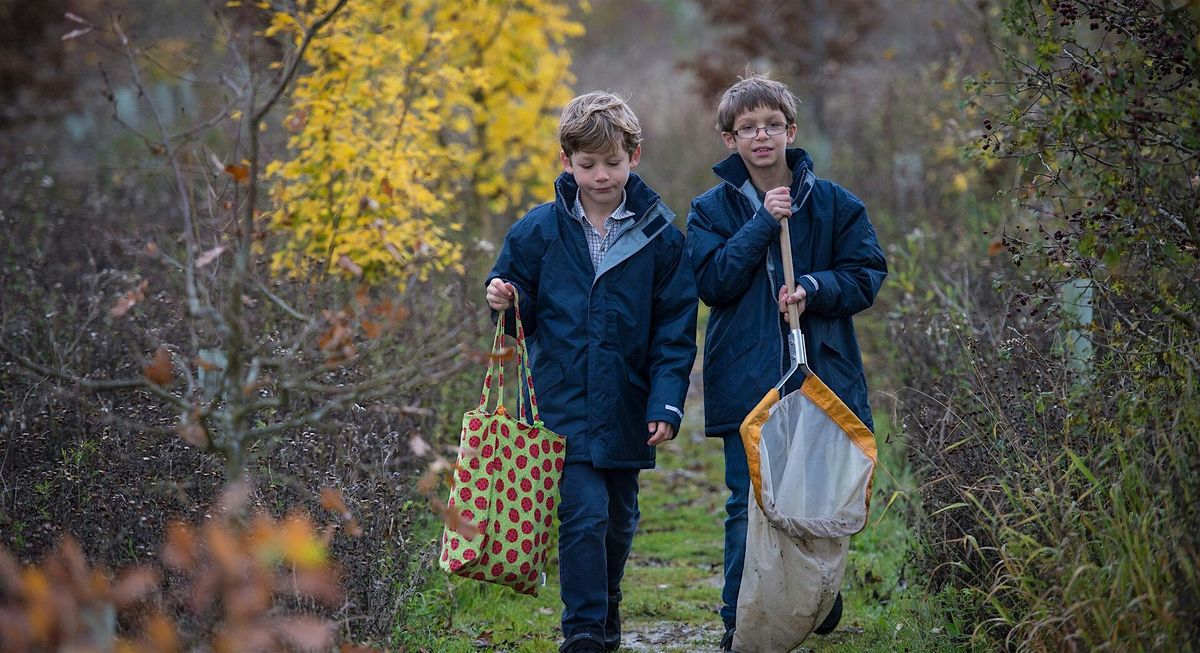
<box><xmin>558</xmin><ymin>462</ymin><xmax>640</xmax><ymax>649</ymax></box>
<box><xmin>720</xmin><ymin>432</ymin><xmax>750</xmax><ymax>632</ymax></box>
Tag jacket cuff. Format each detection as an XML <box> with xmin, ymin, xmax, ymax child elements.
<box><xmin>753</xmin><ymin>206</ymin><xmax>783</xmax><ymax>234</ymax></box>
<box><xmin>797</xmin><ymin>274</ymin><xmax>819</xmax><ymax>298</ymax></box>
<box><xmin>646</xmin><ymin>406</ymin><xmax>683</xmax><ymax>433</ymax></box>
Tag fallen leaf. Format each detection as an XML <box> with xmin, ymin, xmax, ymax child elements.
<box><xmin>319</xmin><ymin>487</ymin><xmax>348</xmax><ymax>515</ymax></box>
<box><xmin>196</xmin><ymin>245</ymin><xmax>225</xmax><ymax>268</ymax></box>
<box><xmin>224</xmin><ymin>163</ymin><xmax>250</xmax><ymax>184</ymax></box>
<box><xmin>176</xmin><ymin>417</ymin><xmax>208</xmax><ymax>450</ymax></box>
<box><xmin>111</xmin><ymin>567</ymin><xmax>161</xmax><ymax>608</ymax></box>
<box><xmin>361</xmin><ymin>320</ymin><xmax>382</xmax><ymax>339</ymax></box>
<box><xmin>271</xmin><ymin>617</ymin><xmax>334</xmax><ymax>651</ymax></box>
<box><xmin>380</xmin><ymin>177</ymin><xmax>394</xmax><ymax>199</ymax></box>
<box><xmin>111</xmin><ymin>279</ymin><xmax>149</xmax><ymax>317</ymax></box>
<box><xmin>144</xmin><ymin>347</ymin><xmax>173</xmax><ymax>386</ymax></box>
<box><xmin>987</xmin><ymin>239</ymin><xmax>1005</xmax><ymax>257</ymax></box>
<box><xmin>337</xmin><ymin>254</ymin><xmax>363</xmax><ymax>278</ymax></box>
<box><xmin>409</xmin><ymin>435</ymin><xmax>431</xmax><ymax>457</ymax></box>
<box><xmin>162</xmin><ymin>522</ymin><xmax>198</xmax><ymax>572</ymax></box>
<box><xmin>490</xmin><ymin>346</ymin><xmax>514</xmax><ymax>363</ymax></box>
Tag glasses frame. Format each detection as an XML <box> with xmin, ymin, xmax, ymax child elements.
<box><xmin>730</xmin><ymin>122</ymin><xmax>791</xmax><ymax>140</ymax></box>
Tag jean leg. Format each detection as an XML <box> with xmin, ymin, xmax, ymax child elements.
<box><xmin>558</xmin><ymin>462</ymin><xmax>608</xmax><ymax>647</ymax></box>
<box><xmin>603</xmin><ymin>469</ymin><xmax>640</xmax><ymax>647</ymax></box>
<box><xmin>720</xmin><ymin>433</ymin><xmax>750</xmax><ymax>631</ymax></box>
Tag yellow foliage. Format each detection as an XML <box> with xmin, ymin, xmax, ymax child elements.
<box><xmin>268</xmin><ymin>0</ymin><xmax>583</xmax><ymax>283</ymax></box>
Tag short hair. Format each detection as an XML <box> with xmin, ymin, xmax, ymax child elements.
<box><xmin>559</xmin><ymin>91</ymin><xmax>642</xmax><ymax>157</ymax></box>
<box><xmin>715</xmin><ymin>74</ymin><xmax>799</xmax><ymax>133</ymax></box>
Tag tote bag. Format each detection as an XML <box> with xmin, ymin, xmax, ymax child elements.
<box><xmin>438</xmin><ymin>303</ymin><xmax>566</xmax><ymax>596</ymax></box>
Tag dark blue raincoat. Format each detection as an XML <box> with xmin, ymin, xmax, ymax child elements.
<box><xmin>686</xmin><ymin>149</ymin><xmax>887</xmax><ymax>434</ymax></box>
<box><xmin>489</xmin><ymin>172</ymin><xmax>698</xmax><ymax>469</ymax></box>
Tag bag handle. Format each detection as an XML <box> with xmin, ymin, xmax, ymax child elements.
<box><xmin>479</xmin><ymin>292</ymin><xmax>542</xmax><ymax>425</ymax></box>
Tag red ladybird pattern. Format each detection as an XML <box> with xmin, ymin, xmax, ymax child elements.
<box><xmin>438</xmin><ymin>306</ymin><xmax>565</xmax><ymax>597</ymax></box>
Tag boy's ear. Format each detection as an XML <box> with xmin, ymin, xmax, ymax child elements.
<box><xmin>559</xmin><ymin>150</ymin><xmax>572</xmax><ymax>173</ymax></box>
<box><xmin>721</xmin><ymin>131</ymin><xmax>737</xmax><ymax>150</ymax></box>
<box><xmin>629</xmin><ymin>145</ymin><xmax>642</xmax><ymax>169</ymax></box>
<box><xmin>787</xmin><ymin>123</ymin><xmax>797</xmax><ymax>143</ymax></box>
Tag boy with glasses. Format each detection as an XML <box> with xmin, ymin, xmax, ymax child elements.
<box><xmin>685</xmin><ymin>75</ymin><xmax>887</xmax><ymax>650</ymax></box>
<box><xmin>486</xmin><ymin>91</ymin><xmax>698</xmax><ymax>652</ymax></box>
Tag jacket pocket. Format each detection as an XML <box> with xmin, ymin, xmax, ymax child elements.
<box><xmin>531</xmin><ymin>359</ymin><xmax>566</xmax><ymax>395</ymax></box>
<box><xmin>626</xmin><ymin>366</ymin><xmax>650</xmax><ymax>395</ymax></box>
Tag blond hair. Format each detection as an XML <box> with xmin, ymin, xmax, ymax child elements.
<box><xmin>715</xmin><ymin>74</ymin><xmax>799</xmax><ymax>133</ymax></box>
<box><xmin>558</xmin><ymin>91</ymin><xmax>642</xmax><ymax>157</ymax></box>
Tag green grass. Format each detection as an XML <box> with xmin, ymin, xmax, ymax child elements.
<box><xmin>396</xmin><ymin>408</ymin><xmax>966</xmax><ymax>652</ymax></box>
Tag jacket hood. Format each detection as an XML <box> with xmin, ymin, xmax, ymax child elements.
<box><xmin>712</xmin><ymin>148</ymin><xmax>815</xmax><ymax>193</ymax></box>
<box><xmin>553</xmin><ymin>171</ymin><xmax>661</xmax><ymax>219</ymax></box>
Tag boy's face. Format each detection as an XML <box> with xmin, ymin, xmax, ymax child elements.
<box><xmin>560</xmin><ymin>145</ymin><xmax>641</xmax><ymax>211</ymax></box>
<box><xmin>722</xmin><ymin>106</ymin><xmax>796</xmax><ymax>175</ymax></box>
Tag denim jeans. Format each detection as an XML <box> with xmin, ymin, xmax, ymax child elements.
<box><xmin>558</xmin><ymin>462</ymin><xmax>640</xmax><ymax>649</ymax></box>
<box><xmin>720</xmin><ymin>432</ymin><xmax>750</xmax><ymax>632</ymax></box>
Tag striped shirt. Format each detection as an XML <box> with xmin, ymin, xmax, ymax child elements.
<box><xmin>574</xmin><ymin>190</ymin><xmax>636</xmax><ymax>272</ymax></box>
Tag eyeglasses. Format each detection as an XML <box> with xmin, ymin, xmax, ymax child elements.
<box><xmin>731</xmin><ymin>121</ymin><xmax>789</xmax><ymax>140</ymax></box>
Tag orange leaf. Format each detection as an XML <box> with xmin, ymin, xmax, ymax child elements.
<box><xmin>111</xmin><ymin>567</ymin><xmax>161</xmax><ymax>608</ymax></box>
<box><xmin>162</xmin><ymin>522</ymin><xmax>198</xmax><ymax>572</ymax></box>
<box><xmin>111</xmin><ymin>279</ymin><xmax>149</xmax><ymax>318</ymax></box>
<box><xmin>224</xmin><ymin>163</ymin><xmax>250</xmax><ymax>184</ymax></box>
<box><xmin>271</xmin><ymin>617</ymin><xmax>334</xmax><ymax>651</ymax></box>
<box><xmin>144</xmin><ymin>347</ymin><xmax>173</xmax><ymax>386</ymax></box>
<box><xmin>319</xmin><ymin>487</ymin><xmax>348</xmax><ymax>515</ymax></box>
<box><xmin>379</xmin><ymin>176</ymin><xmax>394</xmax><ymax>199</ymax></box>
<box><xmin>361</xmin><ymin>320</ymin><xmax>382</xmax><ymax>339</ymax></box>
<box><xmin>490</xmin><ymin>346</ymin><xmax>514</xmax><ymax>363</ymax></box>
<box><xmin>988</xmin><ymin>239</ymin><xmax>1006</xmax><ymax>257</ymax></box>
<box><xmin>177</xmin><ymin>415</ymin><xmax>208</xmax><ymax>449</ymax></box>
<box><xmin>142</xmin><ymin>612</ymin><xmax>180</xmax><ymax>653</ymax></box>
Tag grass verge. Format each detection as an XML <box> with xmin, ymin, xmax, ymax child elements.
<box><xmin>396</xmin><ymin>407</ymin><xmax>966</xmax><ymax>652</ymax></box>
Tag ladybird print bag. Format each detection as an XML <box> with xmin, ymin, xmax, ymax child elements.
<box><xmin>438</xmin><ymin>302</ymin><xmax>566</xmax><ymax>596</ymax></box>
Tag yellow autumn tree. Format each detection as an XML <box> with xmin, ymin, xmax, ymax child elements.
<box><xmin>265</xmin><ymin>0</ymin><xmax>584</xmax><ymax>282</ymax></box>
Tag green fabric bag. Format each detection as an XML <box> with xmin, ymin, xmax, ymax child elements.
<box><xmin>439</xmin><ymin>303</ymin><xmax>566</xmax><ymax>596</ymax></box>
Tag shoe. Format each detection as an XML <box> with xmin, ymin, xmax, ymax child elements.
<box><xmin>813</xmin><ymin>592</ymin><xmax>843</xmax><ymax>635</ymax></box>
<box><xmin>561</xmin><ymin>638</ymin><xmax>605</xmax><ymax>653</ymax></box>
<box><xmin>604</xmin><ymin>599</ymin><xmax>620</xmax><ymax>651</ymax></box>
<box><xmin>719</xmin><ymin>628</ymin><xmax>735</xmax><ymax>652</ymax></box>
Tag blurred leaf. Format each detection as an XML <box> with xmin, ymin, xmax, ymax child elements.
<box><xmin>361</xmin><ymin>320</ymin><xmax>382</xmax><ymax>339</ymax></box>
<box><xmin>319</xmin><ymin>487</ymin><xmax>349</xmax><ymax>515</ymax></box>
<box><xmin>988</xmin><ymin>239</ymin><xmax>1005</xmax><ymax>257</ymax></box>
<box><xmin>111</xmin><ymin>279</ymin><xmax>149</xmax><ymax>318</ymax></box>
<box><xmin>272</xmin><ymin>617</ymin><xmax>334</xmax><ymax>651</ymax></box>
<box><xmin>111</xmin><ymin>567</ymin><xmax>161</xmax><ymax>608</ymax></box>
<box><xmin>409</xmin><ymin>435</ymin><xmax>431</xmax><ymax>457</ymax></box>
<box><xmin>144</xmin><ymin>347</ymin><xmax>173</xmax><ymax>386</ymax></box>
<box><xmin>490</xmin><ymin>346</ymin><xmax>514</xmax><ymax>363</ymax></box>
<box><xmin>196</xmin><ymin>245</ymin><xmax>225</xmax><ymax>269</ymax></box>
<box><xmin>162</xmin><ymin>522</ymin><xmax>198</xmax><ymax>572</ymax></box>
<box><xmin>337</xmin><ymin>254</ymin><xmax>363</xmax><ymax>278</ymax></box>
<box><xmin>224</xmin><ymin>163</ymin><xmax>250</xmax><ymax>184</ymax></box>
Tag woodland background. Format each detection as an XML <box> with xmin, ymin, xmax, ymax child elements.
<box><xmin>0</xmin><ymin>0</ymin><xmax>1197</xmax><ymax>651</ymax></box>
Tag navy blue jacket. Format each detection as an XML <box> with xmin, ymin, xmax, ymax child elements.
<box><xmin>489</xmin><ymin>172</ymin><xmax>698</xmax><ymax>469</ymax></box>
<box><xmin>686</xmin><ymin>149</ymin><xmax>886</xmax><ymax>435</ymax></box>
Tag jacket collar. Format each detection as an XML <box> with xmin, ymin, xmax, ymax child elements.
<box><xmin>554</xmin><ymin>171</ymin><xmax>660</xmax><ymax>220</ymax></box>
<box><xmin>712</xmin><ymin>147</ymin><xmax>814</xmax><ymax>195</ymax></box>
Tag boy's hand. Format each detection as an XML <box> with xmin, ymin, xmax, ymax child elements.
<box><xmin>764</xmin><ymin>186</ymin><xmax>792</xmax><ymax>222</ymax></box>
<box><xmin>778</xmin><ymin>284</ymin><xmax>807</xmax><ymax>315</ymax></box>
<box><xmin>647</xmin><ymin>421</ymin><xmax>675</xmax><ymax>446</ymax></box>
<box><xmin>486</xmin><ymin>278</ymin><xmax>516</xmax><ymax>311</ymax></box>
